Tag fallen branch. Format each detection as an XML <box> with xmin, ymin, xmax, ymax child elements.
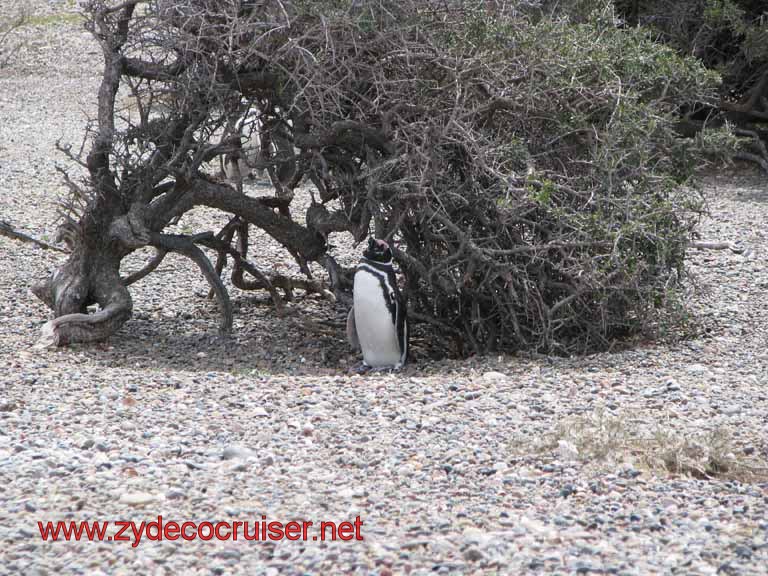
<box><xmin>200</xmin><ymin>233</ymin><xmax>334</xmax><ymax>302</ymax></box>
<box><xmin>0</xmin><ymin>221</ymin><xmax>69</xmax><ymax>253</ymax></box>
<box><xmin>690</xmin><ymin>241</ymin><xmax>745</xmax><ymax>254</ymax></box>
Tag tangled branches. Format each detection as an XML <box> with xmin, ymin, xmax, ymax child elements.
<box><xmin>225</xmin><ymin>0</ymin><xmax>712</xmax><ymax>354</ymax></box>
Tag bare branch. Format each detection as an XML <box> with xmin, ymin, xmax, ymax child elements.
<box><xmin>122</xmin><ymin>248</ymin><xmax>169</xmax><ymax>285</ymax></box>
<box><xmin>150</xmin><ymin>233</ymin><xmax>233</xmax><ymax>335</ymax></box>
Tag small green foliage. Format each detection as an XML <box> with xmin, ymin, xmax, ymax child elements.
<box><xmin>692</xmin><ymin>122</ymin><xmax>746</xmax><ymax>165</ymax></box>
<box><xmin>742</xmin><ymin>24</ymin><xmax>768</xmax><ymax>65</ymax></box>
<box><xmin>529</xmin><ymin>179</ymin><xmax>555</xmax><ymax>205</ymax></box>
<box><xmin>703</xmin><ymin>0</ymin><xmax>745</xmax><ymax>27</ymax></box>
<box><xmin>393</xmin><ymin>2</ymin><xmax>721</xmax><ymax>354</ymax></box>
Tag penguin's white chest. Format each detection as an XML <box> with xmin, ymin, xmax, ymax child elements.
<box><xmin>353</xmin><ymin>270</ymin><xmax>401</xmax><ymax>368</ymax></box>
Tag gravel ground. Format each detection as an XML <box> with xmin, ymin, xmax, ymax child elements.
<box><xmin>1</xmin><ymin>7</ymin><xmax>768</xmax><ymax>575</ymax></box>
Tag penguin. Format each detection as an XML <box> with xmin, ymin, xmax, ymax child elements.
<box><xmin>347</xmin><ymin>237</ymin><xmax>409</xmax><ymax>370</ymax></box>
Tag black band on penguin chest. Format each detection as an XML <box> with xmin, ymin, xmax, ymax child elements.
<box><xmin>356</xmin><ymin>260</ymin><xmax>398</xmax><ymax>324</ymax></box>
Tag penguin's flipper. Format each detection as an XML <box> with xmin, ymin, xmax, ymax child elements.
<box><xmin>346</xmin><ymin>307</ymin><xmax>360</xmax><ymax>351</ymax></box>
<box><xmin>393</xmin><ymin>288</ymin><xmax>409</xmax><ymax>367</ymax></box>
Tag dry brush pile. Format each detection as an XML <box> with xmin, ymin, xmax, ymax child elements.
<box><xmin>13</xmin><ymin>0</ymin><xmax>733</xmax><ymax>355</ymax></box>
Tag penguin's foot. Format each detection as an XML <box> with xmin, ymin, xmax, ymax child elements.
<box><xmin>349</xmin><ymin>363</ymin><xmax>405</xmax><ymax>375</ymax></box>
<box><xmin>370</xmin><ymin>364</ymin><xmax>404</xmax><ymax>374</ymax></box>
<box><xmin>351</xmin><ymin>363</ymin><xmax>372</xmax><ymax>375</ymax></box>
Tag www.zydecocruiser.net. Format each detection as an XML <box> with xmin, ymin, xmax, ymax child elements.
<box><xmin>37</xmin><ymin>515</ymin><xmax>365</xmax><ymax>547</ymax></box>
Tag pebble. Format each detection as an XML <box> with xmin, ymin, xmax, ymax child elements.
<box><xmin>221</xmin><ymin>445</ymin><xmax>256</xmax><ymax>460</ymax></box>
<box><xmin>462</xmin><ymin>547</ymin><xmax>485</xmax><ymax>562</ymax></box>
<box><xmin>557</xmin><ymin>440</ymin><xmax>580</xmax><ymax>461</ymax></box>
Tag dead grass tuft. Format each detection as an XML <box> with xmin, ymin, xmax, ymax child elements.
<box><xmin>545</xmin><ymin>409</ymin><xmax>768</xmax><ymax>483</ymax></box>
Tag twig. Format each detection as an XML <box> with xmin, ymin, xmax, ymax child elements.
<box><xmin>0</xmin><ymin>11</ymin><xmax>26</xmax><ymax>68</ymax></box>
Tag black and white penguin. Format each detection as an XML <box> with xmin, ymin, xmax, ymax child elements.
<box><xmin>347</xmin><ymin>238</ymin><xmax>409</xmax><ymax>369</ymax></box>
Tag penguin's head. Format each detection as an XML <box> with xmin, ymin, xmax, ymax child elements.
<box><xmin>363</xmin><ymin>237</ymin><xmax>393</xmax><ymax>264</ymax></box>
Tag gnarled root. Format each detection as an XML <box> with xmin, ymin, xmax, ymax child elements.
<box><xmin>31</xmin><ymin>255</ymin><xmax>133</xmax><ymax>347</ymax></box>
<box><xmin>37</xmin><ymin>295</ymin><xmax>133</xmax><ymax>348</ymax></box>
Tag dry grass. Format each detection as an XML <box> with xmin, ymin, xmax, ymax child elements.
<box><xmin>543</xmin><ymin>408</ymin><xmax>768</xmax><ymax>483</ymax></box>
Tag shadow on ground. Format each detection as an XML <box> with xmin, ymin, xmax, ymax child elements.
<box><xmin>58</xmin><ymin>292</ymin><xmax>446</xmax><ymax>377</ymax></box>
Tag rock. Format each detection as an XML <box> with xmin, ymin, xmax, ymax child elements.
<box><xmin>560</xmin><ymin>484</ymin><xmax>576</xmax><ymax>498</ymax></box>
<box><xmin>222</xmin><ymin>445</ymin><xmax>255</xmax><ymax>460</ymax></box>
<box><xmin>666</xmin><ymin>380</ymin><xmax>681</xmax><ymax>392</ymax></box>
<box><xmin>557</xmin><ymin>440</ymin><xmax>579</xmax><ymax>461</ymax></box>
<box><xmin>720</xmin><ymin>405</ymin><xmax>740</xmax><ymax>416</ymax></box>
<box><xmin>482</xmin><ymin>371</ymin><xmax>506</xmax><ymax>382</ymax></box>
<box><xmin>687</xmin><ymin>364</ymin><xmax>708</xmax><ymax>374</ymax></box>
<box><xmin>261</xmin><ymin>454</ymin><xmax>275</xmax><ymax>467</ymax></box>
<box><xmin>463</xmin><ymin>547</ymin><xmax>485</xmax><ymax>562</ymax></box>
<box><xmin>120</xmin><ymin>492</ymin><xmax>162</xmax><ymax>506</ymax></box>
<box><xmin>215</xmin><ymin>548</ymin><xmax>242</xmax><ymax>560</ymax></box>
<box><xmin>733</xmin><ymin>545</ymin><xmax>752</xmax><ymax>559</ymax></box>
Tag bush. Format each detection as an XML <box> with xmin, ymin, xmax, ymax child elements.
<box><xmin>257</xmin><ymin>1</ymin><xmax>720</xmax><ymax>354</ymax></box>
<box><xmin>32</xmin><ymin>0</ymin><xmax>722</xmax><ymax>354</ymax></box>
<box><xmin>612</xmin><ymin>0</ymin><xmax>768</xmax><ymax>170</ymax></box>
